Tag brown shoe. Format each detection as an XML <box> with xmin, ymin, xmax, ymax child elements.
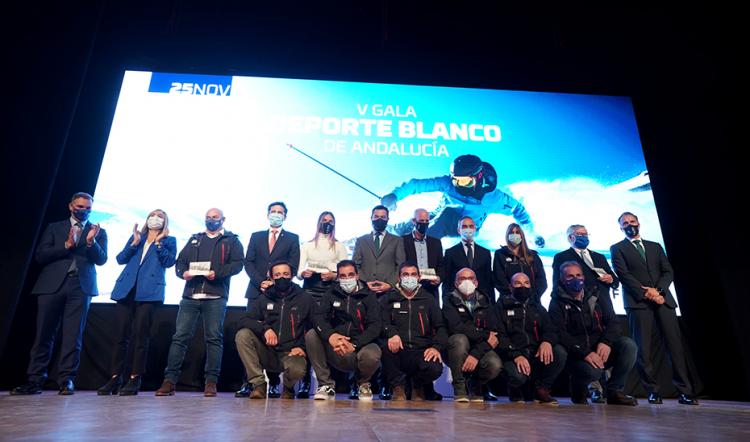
<box><xmin>249</xmin><ymin>384</ymin><xmax>267</xmax><ymax>399</ymax></box>
<box><xmin>411</xmin><ymin>384</ymin><xmax>426</xmax><ymax>401</ymax></box>
<box><xmin>281</xmin><ymin>387</ymin><xmax>295</xmax><ymax>400</ymax></box>
<box><xmin>606</xmin><ymin>390</ymin><xmax>638</xmax><ymax>406</ymax></box>
<box><xmin>534</xmin><ymin>387</ymin><xmax>558</xmax><ymax>405</ymax></box>
<box><xmin>155</xmin><ymin>380</ymin><xmax>175</xmax><ymax>396</ymax></box>
<box><xmin>391</xmin><ymin>385</ymin><xmax>407</xmax><ymax>401</ymax></box>
<box><xmin>204</xmin><ymin>382</ymin><xmax>217</xmax><ymax>397</ymax></box>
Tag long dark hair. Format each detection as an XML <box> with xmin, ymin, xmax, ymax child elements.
<box><xmin>505</xmin><ymin>223</ymin><xmax>534</xmax><ymax>266</ymax></box>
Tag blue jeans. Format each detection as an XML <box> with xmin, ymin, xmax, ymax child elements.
<box><xmin>568</xmin><ymin>336</ymin><xmax>637</xmax><ymax>395</ymax></box>
<box><xmin>164</xmin><ymin>297</ymin><xmax>227</xmax><ymax>384</ymax></box>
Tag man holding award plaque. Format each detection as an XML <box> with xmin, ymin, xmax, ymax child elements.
<box><xmin>401</xmin><ymin>208</ymin><xmax>444</xmax><ymax>301</ymax></box>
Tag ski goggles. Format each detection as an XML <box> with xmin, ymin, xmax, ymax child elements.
<box><xmin>451</xmin><ymin>175</ymin><xmax>476</xmax><ymax>188</ymax></box>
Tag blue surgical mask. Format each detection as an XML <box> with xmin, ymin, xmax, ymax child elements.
<box><xmin>205</xmin><ymin>219</ymin><xmax>222</xmax><ymax>232</ymax></box>
<box><xmin>73</xmin><ymin>209</ymin><xmax>91</xmax><ymax>222</ymax></box>
<box><xmin>400</xmin><ymin>276</ymin><xmax>419</xmax><ymax>291</ymax></box>
<box><xmin>563</xmin><ymin>277</ymin><xmax>585</xmax><ymax>294</ymax></box>
<box><xmin>269</xmin><ymin>213</ymin><xmax>284</xmax><ymax>228</ymax></box>
<box><xmin>460</xmin><ymin>228</ymin><xmax>475</xmax><ymax>242</ymax></box>
<box><xmin>573</xmin><ymin>235</ymin><xmax>589</xmax><ymax>249</ymax></box>
<box><xmin>508</xmin><ymin>233</ymin><xmax>522</xmax><ymax>246</ymax></box>
<box><xmin>339</xmin><ymin>278</ymin><xmax>358</xmax><ymax>294</ymax></box>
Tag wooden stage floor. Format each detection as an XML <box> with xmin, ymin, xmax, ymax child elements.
<box><xmin>1</xmin><ymin>392</ymin><xmax>749</xmax><ymax>441</ymax></box>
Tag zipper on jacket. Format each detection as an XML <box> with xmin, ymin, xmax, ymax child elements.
<box><xmin>533</xmin><ymin>320</ymin><xmax>539</xmax><ymax>342</ymax></box>
<box><xmin>408</xmin><ymin>299</ymin><xmax>413</xmax><ymax>347</ymax></box>
<box><xmin>346</xmin><ymin>296</ymin><xmax>352</xmax><ymax>336</ymax></box>
<box><xmin>278</xmin><ymin>298</ymin><xmax>286</xmax><ymax>341</ymax></box>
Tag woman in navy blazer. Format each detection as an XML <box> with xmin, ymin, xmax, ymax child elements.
<box><xmin>97</xmin><ymin>209</ymin><xmax>177</xmax><ymax>395</ymax></box>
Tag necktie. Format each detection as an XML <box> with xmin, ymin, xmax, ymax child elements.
<box><xmin>581</xmin><ymin>249</ymin><xmax>595</xmax><ymax>269</ymax></box>
<box><xmin>269</xmin><ymin>230</ymin><xmax>277</xmax><ymax>254</ymax></box>
<box><xmin>633</xmin><ymin>240</ymin><xmax>646</xmax><ymax>261</ymax></box>
<box><xmin>68</xmin><ymin>223</ymin><xmax>83</xmax><ymax>273</ymax></box>
<box><xmin>374</xmin><ymin>233</ymin><xmax>381</xmax><ymax>252</ymax></box>
<box><xmin>466</xmin><ymin>243</ymin><xmax>474</xmax><ymax>267</ymax></box>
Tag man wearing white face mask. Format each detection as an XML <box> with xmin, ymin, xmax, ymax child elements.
<box><xmin>443</xmin><ymin>216</ymin><xmax>494</xmax><ymax>304</ymax></box>
<box><xmin>240</xmin><ymin>201</ymin><xmax>301</xmax><ymax>398</ymax></box>
<box><xmin>380</xmin><ymin>262</ymin><xmax>448</xmax><ymax>401</ymax></box>
<box><xmin>305</xmin><ymin>260</ymin><xmax>382</xmax><ymax>401</ymax></box>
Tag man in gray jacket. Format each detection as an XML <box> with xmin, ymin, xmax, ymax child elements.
<box><xmin>353</xmin><ymin>205</ymin><xmax>406</xmax><ymax>296</ymax></box>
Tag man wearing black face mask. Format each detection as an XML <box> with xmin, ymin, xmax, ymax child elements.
<box><xmin>610</xmin><ymin>212</ymin><xmax>698</xmax><ymax>405</ymax></box>
<box><xmin>402</xmin><ymin>208</ymin><xmax>444</xmax><ymax>300</ymax></box>
<box><xmin>235</xmin><ymin>261</ymin><xmax>312</xmax><ymax>399</ymax></box>
<box><xmin>156</xmin><ymin>208</ymin><xmax>244</xmax><ymax>397</ymax></box>
<box><xmin>12</xmin><ymin>192</ymin><xmax>107</xmax><ymax>396</ymax></box>
<box><xmin>353</xmin><ymin>205</ymin><xmax>405</xmax><ymax>296</ymax></box>
<box><xmin>498</xmin><ymin>273</ymin><xmax>565</xmax><ymax>404</ymax></box>
<box><xmin>549</xmin><ymin>261</ymin><xmax>638</xmax><ymax>406</ymax></box>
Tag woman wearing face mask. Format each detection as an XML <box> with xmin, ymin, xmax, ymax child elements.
<box><xmin>97</xmin><ymin>209</ymin><xmax>177</xmax><ymax>396</ymax></box>
<box><xmin>298</xmin><ymin>212</ymin><xmax>349</xmax><ymax>300</ymax></box>
<box><xmin>492</xmin><ymin>223</ymin><xmax>547</xmax><ymax>303</ymax></box>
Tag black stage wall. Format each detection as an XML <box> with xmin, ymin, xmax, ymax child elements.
<box><xmin>2</xmin><ymin>3</ymin><xmax>745</xmax><ymax>399</ymax></box>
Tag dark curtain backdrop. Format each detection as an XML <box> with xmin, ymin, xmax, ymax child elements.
<box><xmin>1</xmin><ymin>3</ymin><xmax>744</xmax><ymax>399</ymax></box>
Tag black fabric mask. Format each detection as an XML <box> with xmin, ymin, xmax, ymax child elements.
<box><xmin>319</xmin><ymin>222</ymin><xmax>334</xmax><ymax>235</ymax></box>
<box><xmin>512</xmin><ymin>286</ymin><xmax>531</xmax><ymax>303</ymax></box>
<box><xmin>623</xmin><ymin>224</ymin><xmax>639</xmax><ymax>238</ymax></box>
<box><xmin>372</xmin><ymin>218</ymin><xmax>388</xmax><ymax>232</ymax></box>
<box><xmin>73</xmin><ymin>209</ymin><xmax>91</xmax><ymax>222</ymax></box>
<box><xmin>415</xmin><ymin>221</ymin><xmax>429</xmax><ymax>235</ymax></box>
<box><xmin>274</xmin><ymin>277</ymin><xmax>292</xmax><ymax>293</ymax></box>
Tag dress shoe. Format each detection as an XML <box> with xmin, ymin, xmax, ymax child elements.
<box><xmin>10</xmin><ymin>382</ymin><xmax>43</xmax><ymax>395</ymax></box>
<box><xmin>647</xmin><ymin>392</ymin><xmax>663</xmax><ymax>404</ymax></box>
<box><xmin>155</xmin><ymin>380</ymin><xmax>176</xmax><ymax>396</ymax></box>
<box><xmin>534</xmin><ymin>387</ymin><xmax>558</xmax><ymax>405</ymax></box>
<box><xmin>391</xmin><ymin>385</ymin><xmax>407</xmax><ymax>401</ymax></box>
<box><xmin>119</xmin><ymin>375</ymin><xmax>141</xmax><ymax>396</ymax></box>
<box><xmin>97</xmin><ymin>375</ymin><xmax>122</xmax><ymax>395</ymax></box>
<box><xmin>204</xmin><ymin>382</ymin><xmax>217</xmax><ymax>397</ymax></box>
<box><xmin>606</xmin><ymin>390</ymin><xmax>638</xmax><ymax>406</ymax></box>
<box><xmin>678</xmin><ymin>394</ymin><xmax>699</xmax><ymax>405</ymax></box>
<box><xmin>267</xmin><ymin>383</ymin><xmax>281</xmax><ymax>398</ymax></box>
<box><xmin>483</xmin><ymin>391</ymin><xmax>498</xmax><ymax>402</ymax></box>
<box><xmin>379</xmin><ymin>386</ymin><xmax>392</xmax><ymax>401</ymax></box>
<box><xmin>58</xmin><ymin>380</ymin><xmax>75</xmax><ymax>395</ymax></box>
<box><xmin>296</xmin><ymin>380</ymin><xmax>311</xmax><ymax>399</ymax></box>
<box><xmin>590</xmin><ymin>389</ymin><xmax>606</xmax><ymax>404</ymax></box>
<box><xmin>235</xmin><ymin>382</ymin><xmax>252</xmax><ymax>398</ymax></box>
<box><xmin>281</xmin><ymin>387</ymin><xmax>296</xmax><ymax>400</ymax></box>
<box><xmin>249</xmin><ymin>384</ymin><xmax>267</xmax><ymax>399</ymax></box>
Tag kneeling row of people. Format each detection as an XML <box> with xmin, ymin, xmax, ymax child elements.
<box><xmin>221</xmin><ymin>258</ymin><xmax>638</xmax><ymax>405</ymax></box>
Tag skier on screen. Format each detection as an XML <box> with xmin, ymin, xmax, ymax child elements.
<box><xmin>381</xmin><ymin>154</ymin><xmax>545</xmax><ymax>247</ymax></box>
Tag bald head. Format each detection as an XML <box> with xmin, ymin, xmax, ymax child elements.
<box><xmin>510</xmin><ymin>272</ymin><xmax>531</xmax><ymax>289</ymax></box>
<box><xmin>206</xmin><ymin>208</ymin><xmax>224</xmax><ymax>219</ymax></box>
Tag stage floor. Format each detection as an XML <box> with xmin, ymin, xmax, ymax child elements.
<box><xmin>1</xmin><ymin>392</ymin><xmax>749</xmax><ymax>441</ymax></box>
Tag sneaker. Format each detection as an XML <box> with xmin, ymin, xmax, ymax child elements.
<box><xmin>453</xmin><ymin>383</ymin><xmax>469</xmax><ymax>403</ymax></box>
<box><xmin>469</xmin><ymin>382</ymin><xmax>484</xmax><ymax>403</ymax></box>
<box><xmin>357</xmin><ymin>383</ymin><xmax>373</xmax><ymax>401</ymax></box>
<box><xmin>314</xmin><ymin>385</ymin><xmax>336</xmax><ymax>400</ymax></box>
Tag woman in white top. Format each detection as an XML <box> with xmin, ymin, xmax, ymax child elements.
<box><xmin>298</xmin><ymin>211</ymin><xmax>349</xmax><ymax>299</ymax></box>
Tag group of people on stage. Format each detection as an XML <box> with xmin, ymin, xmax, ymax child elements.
<box><xmin>10</xmin><ymin>192</ymin><xmax>698</xmax><ymax>406</ymax></box>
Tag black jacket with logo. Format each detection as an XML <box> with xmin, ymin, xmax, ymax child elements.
<box><xmin>497</xmin><ymin>295</ymin><xmax>558</xmax><ymax>360</ymax></box>
<box><xmin>380</xmin><ymin>286</ymin><xmax>448</xmax><ymax>351</ymax></box>
<box><xmin>548</xmin><ymin>286</ymin><xmax>620</xmax><ymax>359</ymax></box>
<box><xmin>239</xmin><ymin>283</ymin><xmax>312</xmax><ymax>352</ymax></box>
<box><xmin>442</xmin><ymin>289</ymin><xmax>502</xmax><ymax>359</ymax></box>
<box><xmin>313</xmin><ymin>281</ymin><xmax>382</xmax><ymax>349</ymax></box>
<box><xmin>175</xmin><ymin>230</ymin><xmax>244</xmax><ymax>299</ymax></box>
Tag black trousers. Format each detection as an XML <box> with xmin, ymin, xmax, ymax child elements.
<box><xmin>628</xmin><ymin>305</ymin><xmax>693</xmax><ymax>395</ymax></box>
<box><xmin>27</xmin><ymin>275</ymin><xmax>91</xmax><ymax>384</ymax></box>
<box><xmin>109</xmin><ymin>288</ymin><xmax>159</xmax><ymax>376</ymax></box>
<box><xmin>381</xmin><ymin>347</ymin><xmax>443</xmax><ymax>388</ymax></box>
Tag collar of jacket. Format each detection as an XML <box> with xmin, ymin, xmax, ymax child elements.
<box><xmin>499</xmin><ymin>294</ymin><xmax>537</xmax><ymax>309</ymax></box>
<box><xmin>266</xmin><ymin>284</ymin><xmax>303</xmax><ymax>301</ymax></box>
<box><xmin>331</xmin><ymin>282</ymin><xmax>372</xmax><ymax>300</ymax></box>
<box><xmin>395</xmin><ymin>285</ymin><xmax>430</xmax><ymax>301</ymax></box>
<box><xmin>448</xmin><ymin>289</ymin><xmax>489</xmax><ymax>309</ymax></box>
<box><xmin>194</xmin><ymin>230</ymin><xmax>238</xmax><ymax>240</ymax></box>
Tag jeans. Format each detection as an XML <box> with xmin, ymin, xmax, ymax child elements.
<box><xmin>163</xmin><ymin>297</ymin><xmax>227</xmax><ymax>384</ymax></box>
<box><xmin>445</xmin><ymin>334</ymin><xmax>502</xmax><ymax>394</ymax></box>
<box><xmin>305</xmin><ymin>329</ymin><xmax>381</xmax><ymax>388</ymax></box>
<box><xmin>235</xmin><ymin>328</ymin><xmax>307</xmax><ymax>389</ymax></box>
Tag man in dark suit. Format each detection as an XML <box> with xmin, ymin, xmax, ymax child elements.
<box><xmin>610</xmin><ymin>211</ymin><xmax>698</xmax><ymax>405</ymax></box>
<box><xmin>401</xmin><ymin>208</ymin><xmax>444</xmax><ymax>300</ymax></box>
<box><xmin>443</xmin><ymin>216</ymin><xmax>494</xmax><ymax>303</ymax></box>
<box><xmin>11</xmin><ymin>192</ymin><xmax>108</xmax><ymax>395</ymax></box>
<box><xmin>353</xmin><ymin>205</ymin><xmax>405</xmax><ymax>296</ymax></box>
<box><xmin>240</xmin><ymin>201</ymin><xmax>300</xmax><ymax>397</ymax></box>
<box><xmin>552</xmin><ymin>224</ymin><xmax>619</xmax><ymax>314</ymax></box>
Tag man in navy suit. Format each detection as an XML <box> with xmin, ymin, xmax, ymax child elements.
<box><xmin>401</xmin><ymin>208</ymin><xmax>444</xmax><ymax>300</ymax></box>
<box><xmin>11</xmin><ymin>192</ymin><xmax>107</xmax><ymax>395</ymax></box>
<box><xmin>610</xmin><ymin>212</ymin><xmax>698</xmax><ymax>405</ymax></box>
<box><xmin>443</xmin><ymin>216</ymin><xmax>494</xmax><ymax>303</ymax></box>
<box><xmin>239</xmin><ymin>201</ymin><xmax>300</xmax><ymax>397</ymax></box>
